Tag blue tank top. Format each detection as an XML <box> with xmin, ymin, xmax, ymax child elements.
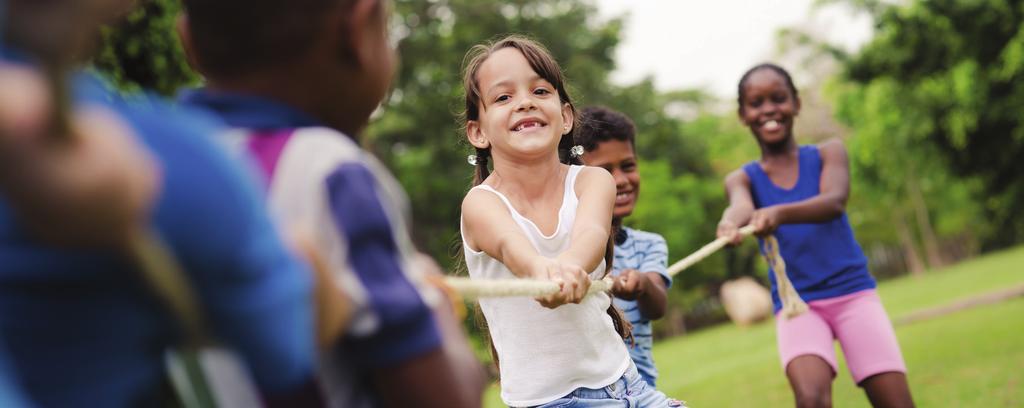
<box><xmin>743</xmin><ymin>145</ymin><xmax>875</xmax><ymax>312</ymax></box>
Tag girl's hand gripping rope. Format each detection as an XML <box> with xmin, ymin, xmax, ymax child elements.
<box><xmin>532</xmin><ymin>258</ymin><xmax>591</xmax><ymax>308</ymax></box>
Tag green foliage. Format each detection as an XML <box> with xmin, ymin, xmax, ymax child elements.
<box><xmin>92</xmin><ymin>0</ymin><xmax>198</xmax><ymax>95</ymax></box>
<box><xmin>839</xmin><ymin>0</ymin><xmax>1024</xmax><ymax>249</ymax></box>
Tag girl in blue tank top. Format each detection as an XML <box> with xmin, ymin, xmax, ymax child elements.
<box><xmin>717</xmin><ymin>63</ymin><xmax>915</xmax><ymax>407</ymax></box>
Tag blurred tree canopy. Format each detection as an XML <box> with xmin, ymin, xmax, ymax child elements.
<box><xmin>834</xmin><ymin>0</ymin><xmax>1024</xmax><ymax>250</ymax></box>
<box><xmin>92</xmin><ymin>0</ymin><xmax>197</xmax><ymax>95</ymax></box>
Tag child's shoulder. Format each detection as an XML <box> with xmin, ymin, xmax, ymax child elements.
<box><xmin>286</xmin><ymin>127</ymin><xmax>364</xmax><ymax>162</ymax></box>
<box><xmin>461</xmin><ymin>183</ymin><xmax>508</xmax><ymax>218</ymax></box>
<box><xmin>812</xmin><ymin>138</ymin><xmax>849</xmax><ymax>163</ymax></box>
<box><xmin>724</xmin><ymin>167</ymin><xmax>752</xmax><ymax>186</ymax></box>
<box><xmin>271</xmin><ymin>127</ymin><xmax>376</xmax><ymax>181</ymax></box>
<box><xmin>814</xmin><ymin>137</ymin><xmax>846</xmax><ymax>152</ymax></box>
<box><xmin>576</xmin><ymin>164</ymin><xmax>613</xmax><ymax>181</ymax></box>
<box><xmin>573</xmin><ymin>164</ymin><xmax>615</xmax><ymax>195</ymax></box>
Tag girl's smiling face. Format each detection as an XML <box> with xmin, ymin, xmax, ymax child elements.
<box><xmin>739</xmin><ymin>68</ymin><xmax>800</xmax><ymax>146</ymax></box>
<box><xmin>466</xmin><ymin>48</ymin><xmax>572</xmax><ymax>161</ymax></box>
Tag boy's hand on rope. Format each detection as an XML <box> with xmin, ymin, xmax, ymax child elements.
<box><xmin>716</xmin><ymin>219</ymin><xmax>746</xmax><ymax>246</ymax></box>
<box><xmin>610</xmin><ymin>269</ymin><xmax>648</xmax><ymax>301</ymax></box>
<box><xmin>533</xmin><ymin>258</ymin><xmax>590</xmax><ymax>308</ymax></box>
<box><xmin>749</xmin><ymin>207</ymin><xmax>782</xmax><ymax>236</ymax></box>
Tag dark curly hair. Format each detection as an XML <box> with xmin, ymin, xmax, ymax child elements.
<box><xmin>576</xmin><ymin>106</ymin><xmax>636</xmax><ymax>152</ymax></box>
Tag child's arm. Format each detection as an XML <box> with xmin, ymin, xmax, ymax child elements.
<box><xmin>559</xmin><ymin>166</ymin><xmax>616</xmax><ymax>271</ymax></box>
<box><xmin>611</xmin><ymin>270</ymin><xmax>668</xmax><ymax>319</ymax></box>
<box><xmin>462</xmin><ymin>189</ymin><xmax>591</xmax><ymax>306</ymax></box>
<box><xmin>717</xmin><ymin>168</ymin><xmax>755</xmax><ymax>245</ymax></box>
<box><xmin>749</xmin><ymin>139</ymin><xmax>850</xmax><ymax>235</ymax></box>
<box><xmin>611</xmin><ymin>231</ymin><xmax>670</xmax><ymax>320</ymax></box>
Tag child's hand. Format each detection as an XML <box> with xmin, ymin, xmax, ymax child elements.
<box><xmin>0</xmin><ymin>65</ymin><xmax>159</xmax><ymax>248</ymax></box>
<box><xmin>716</xmin><ymin>219</ymin><xmax>745</xmax><ymax>246</ymax></box>
<box><xmin>750</xmin><ymin>207</ymin><xmax>782</xmax><ymax>236</ymax></box>
<box><xmin>533</xmin><ymin>259</ymin><xmax>591</xmax><ymax>308</ymax></box>
<box><xmin>611</xmin><ymin>269</ymin><xmax>648</xmax><ymax>301</ymax></box>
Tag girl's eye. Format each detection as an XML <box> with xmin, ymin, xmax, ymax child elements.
<box><xmin>534</xmin><ymin>88</ymin><xmax>551</xmax><ymax>95</ymax></box>
<box><xmin>748</xmin><ymin>98</ymin><xmax>762</xmax><ymax>108</ymax></box>
<box><xmin>494</xmin><ymin>94</ymin><xmax>511</xmax><ymax>103</ymax></box>
<box><xmin>772</xmin><ymin>94</ymin><xmax>787</xmax><ymax>103</ymax></box>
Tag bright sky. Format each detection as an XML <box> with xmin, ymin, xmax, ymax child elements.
<box><xmin>594</xmin><ymin>0</ymin><xmax>874</xmax><ymax>98</ymax></box>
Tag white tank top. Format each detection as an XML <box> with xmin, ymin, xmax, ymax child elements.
<box><xmin>462</xmin><ymin>165</ymin><xmax>631</xmax><ymax>407</ymax></box>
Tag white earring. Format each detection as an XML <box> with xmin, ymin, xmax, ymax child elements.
<box><xmin>570</xmin><ymin>145</ymin><xmax>585</xmax><ymax>158</ymax></box>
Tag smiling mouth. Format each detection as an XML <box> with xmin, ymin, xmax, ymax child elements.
<box><xmin>762</xmin><ymin>120</ymin><xmax>781</xmax><ymax>131</ymax></box>
<box><xmin>615</xmin><ymin>191</ymin><xmax>634</xmax><ymax>205</ymax></box>
<box><xmin>511</xmin><ymin>119</ymin><xmax>546</xmax><ymax>132</ymax></box>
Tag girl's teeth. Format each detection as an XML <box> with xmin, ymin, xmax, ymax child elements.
<box><xmin>764</xmin><ymin>120</ymin><xmax>780</xmax><ymax>130</ymax></box>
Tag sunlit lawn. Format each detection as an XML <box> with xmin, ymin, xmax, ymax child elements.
<box><xmin>483</xmin><ymin>246</ymin><xmax>1024</xmax><ymax>407</ymax></box>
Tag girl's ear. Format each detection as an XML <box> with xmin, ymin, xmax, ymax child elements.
<box><xmin>561</xmin><ymin>103</ymin><xmax>574</xmax><ymax>135</ymax></box>
<box><xmin>466</xmin><ymin>120</ymin><xmax>490</xmax><ymax>149</ymax></box>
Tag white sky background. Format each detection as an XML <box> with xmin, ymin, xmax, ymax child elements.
<box><xmin>594</xmin><ymin>0</ymin><xmax>875</xmax><ymax>98</ymax></box>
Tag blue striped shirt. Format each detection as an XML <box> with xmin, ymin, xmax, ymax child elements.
<box><xmin>611</xmin><ymin>227</ymin><xmax>672</xmax><ymax>387</ymax></box>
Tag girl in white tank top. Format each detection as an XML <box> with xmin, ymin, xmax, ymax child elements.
<box><xmin>458</xmin><ymin>36</ymin><xmax>682</xmax><ymax>407</ymax></box>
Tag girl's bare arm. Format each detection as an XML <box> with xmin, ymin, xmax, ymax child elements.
<box><xmin>557</xmin><ymin>166</ymin><xmax>615</xmax><ymax>272</ymax></box>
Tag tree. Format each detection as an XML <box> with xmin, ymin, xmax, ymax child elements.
<box><xmin>837</xmin><ymin>0</ymin><xmax>1024</xmax><ymax>249</ymax></box>
<box><xmin>92</xmin><ymin>0</ymin><xmax>198</xmax><ymax>95</ymax></box>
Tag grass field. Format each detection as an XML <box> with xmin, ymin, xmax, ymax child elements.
<box><xmin>483</xmin><ymin>246</ymin><xmax>1024</xmax><ymax>407</ymax></box>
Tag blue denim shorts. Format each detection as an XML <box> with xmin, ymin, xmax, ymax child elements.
<box><xmin>532</xmin><ymin>363</ymin><xmax>685</xmax><ymax>407</ymax></box>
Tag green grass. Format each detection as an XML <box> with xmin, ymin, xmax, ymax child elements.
<box><xmin>482</xmin><ymin>246</ymin><xmax>1024</xmax><ymax>406</ymax></box>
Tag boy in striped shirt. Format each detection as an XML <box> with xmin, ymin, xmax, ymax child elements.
<box><xmin>579</xmin><ymin>106</ymin><xmax>671</xmax><ymax>387</ymax></box>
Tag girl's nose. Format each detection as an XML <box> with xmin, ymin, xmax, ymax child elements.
<box><xmin>515</xmin><ymin>95</ymin><xmax>537</xmax><ymax>111</ymax></box>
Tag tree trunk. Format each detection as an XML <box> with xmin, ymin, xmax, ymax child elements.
<box><xmin>907</xmin><ymin>175</ymin><xmax>945</xmax><ymax>269</ymax></box>
<box><xmin>894</xmin><ymin>211</ymin><xmax>926</xmax><ymax>276</ymax></box>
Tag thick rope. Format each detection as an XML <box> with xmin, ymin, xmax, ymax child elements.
<box><xmin>762</xmin><ymin>235</ymin><xmax>808</xmax><ymax>319</ymax></box>
<box><xmin>665</xmin><ymin>225</ymin><xmax>757</xmax><ymax>276</ymax></box>
<box><xmin>445</xmin><ymin>275</ymin><xmax>615</xmax><ymax>300</ymax></box>
<box><xmin>444</xmin><ymin>224</ymin><xmax>808</xmax><ymax>318</ymax></box>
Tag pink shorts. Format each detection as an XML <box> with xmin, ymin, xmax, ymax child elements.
<box><xmin>775</xmin><ymin>289</ymin><xmax>907</xmax><ymax>384</ymax></box>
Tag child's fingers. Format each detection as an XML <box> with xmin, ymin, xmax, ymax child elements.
<box><xmin>611</xmin><ymin>274</ymin><xmax>626</xmax><ymax>294</ymax></box>
<box><xmin>573</xmin><ymin>272</ymin><xmax>589</xmax><ymax>303</ymax></box>
<box><xmin>567</xmin><ymin>279</ymin><xmax>582</xmax><ymax>303</ymax></box>
<box><xmin>751</xmin><ymin>213</ymin><xmax>770</xmax><ymax>237</ymax></box>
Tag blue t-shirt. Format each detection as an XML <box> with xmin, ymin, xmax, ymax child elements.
<box><xmin>611</xmin><ymin>227</ymin><xmax>672</xmax><ymax>387</ymax></box>
<box><xmin>743</xmin><ymin>145</ymin><xmax>876</xmax><ymax>312</ymax></box>
<box><xmin>0</xmin><ymin>72</ymin><xmax>316</xmax><ymax>407</ymax></box>
<box><xmin>0</xmin><ymin>348</ymin><xmax>29</xmax><ymax>407</ymax></box>
<box><xmin>181</xmin><ymin>89</ymin><xmax>442</xmax><ymax>407</ymax></box>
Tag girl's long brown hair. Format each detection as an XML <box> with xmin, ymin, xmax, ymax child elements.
<box><xmin>460</xmin><ymin>35</ymin><xmax>631</xmax><ymax>375</ymax></box>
